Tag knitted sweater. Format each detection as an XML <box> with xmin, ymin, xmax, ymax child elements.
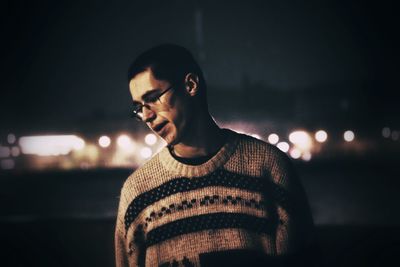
<box><xmin>115</xmin><ymin>129</ymin><xmax>315</xmax><ymax>267</ymax></box>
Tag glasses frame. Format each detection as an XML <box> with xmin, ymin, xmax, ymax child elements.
<box><xmin>131</xmin><ymin>86</ymin><xmax>174</xmax><ymax>121</ymax></box>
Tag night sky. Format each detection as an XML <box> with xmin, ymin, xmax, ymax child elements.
<box><xmin>1</xmin><ymin>0</ymin><xmax>398</xmax><ymax>132</ymax></box>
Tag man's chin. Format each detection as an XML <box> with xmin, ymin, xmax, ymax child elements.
<box><xmin>163</xmin><ymin>133</ymin><xmax>179</xmax><ymax>146</ymax></box>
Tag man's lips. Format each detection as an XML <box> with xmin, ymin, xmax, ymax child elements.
<box><xmin>152</xmin><ymin>121</ymin><xmax>168</xmax><ymax>132</ymax></box>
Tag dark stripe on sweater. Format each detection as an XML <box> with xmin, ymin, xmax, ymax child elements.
<box><xmin>124</xmin><ymin>169</ymin><xmax>270</xmax><ymax>231</ymax></box>
<box><xmin>146</xmin><ymin>212</ymin><xmax>272</xmax><ymax>247</ymax></box>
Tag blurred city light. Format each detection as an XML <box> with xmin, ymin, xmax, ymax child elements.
<box><xmin>145</xmin><ymin>133</ymin><xmax>157</xmax><ymax>145</ymax></box>
<box><xmin>73</xmin><ymin>138</ymin><xmax>85</xmax><ymax>150</ymax></box>
<box><xmin>98</xmin><ymin>136</ymin><xmax>111</xmax><ymax>148</ymax></box>
<box><xmin>19</xmin><ymin>135</ymin><xmax>85</xmax><ymax>156</ymax></box>
<box><xmin>140</xmin><ymin>147</ymin><xmax>152</xmax><ymax>159</ymax></box>
<box><xmin>4</xmin><ymin>124</ymin><xmax>390</xmax><ymax>171</ymax></box>
<box><xmin>289</xmin><ymin>131</ymin><xmax>312</xmax><ymax>150</ymax></box>
<box><xmin>71</xmin><ymin>144</ymin><xmax>100</xmax><ymax>169</ymax></box>
<box><xmin>7</xmin><ymin>133</ymin><xmax>16</xmax><ymax>144</ymax></box>
<box><xmin>1</xmin><ymin>159</ymin><xmax>15</xmax><ymax>169</ymax></box>
<box><xmin>11</xmin><ymin>146</ymin><xmax>20</xmax><ymax>157</ymax></box>
<box><xmin>277</xmin><ymin>142</ymin><xmax>290</xmax><ymax>153</ymax></box>
<box><xmin>392</xmin><ymin>131</ymin><xmax>399</xmax><ymax>141</ymax></box>
<box><xmin>301</xmin><ymin>152</ymin><xmax>312</xmax><ymax>161</ymax></box>
<box><xmin>344</xmin><ymin>130</ymin><xmax>355</xmax><ymax>142</ymax></box>
<box><xmin>382</xmin><ymin>127</ymin><xmax>391</xmax><ymax>138</ymax></box>
<box><xmin>0</xmin><ymin>146</ymin><xmax>11</xmax><ymax>158</ymax></box>
<box><xmin>289</xmin><ymin>148</ymin><xmax>301</xmax><ymax>159</ymax></box>
<box><xmin>268</xmin><ymin>133</ymin><xmax>279</xmax><ymax>144</ymax></box>
<box><xmin>315</xmin><ymin>130</ymin><xmax>328</xmax><ymax>143</ymax></box>
<box><xmin>117</xmin><ymin>134</ymin><xmax>134</xmax><ymax>151</ymax></box>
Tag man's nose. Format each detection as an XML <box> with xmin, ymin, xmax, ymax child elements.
<box><xmin>142</xmin><ymin>105</ymin><xmax>156</xmax><ymax>122</ymax></box>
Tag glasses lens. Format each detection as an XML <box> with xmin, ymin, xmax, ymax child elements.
<box><xmin>132</xmin><ymin>105</ymin><xmax>144</xmax><ymax>121</ymax></box>
<box><xmin>133</xmin><ymin>113</ymin><xmax>143</xmax><ymax>121</ymax></box>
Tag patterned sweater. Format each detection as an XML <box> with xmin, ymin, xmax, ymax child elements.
<box><xmin>115</xmin><ymin>129</ymin><xmax>315</xmax><ymax>267</ymax></box>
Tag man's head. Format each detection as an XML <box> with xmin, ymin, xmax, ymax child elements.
<box><xmin>128</xmin><ymin>44</ymin><xmax>207</xmax><ymax>145</ymax></box>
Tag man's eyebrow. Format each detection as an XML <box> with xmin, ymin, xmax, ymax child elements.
<box><xmin>133</xmin><ymin>88</ymin><xmax>161</xmax><ymax>103</ymax></box>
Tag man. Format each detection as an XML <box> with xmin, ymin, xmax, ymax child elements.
<box><xmin>115</xmin><ymin>44</ymin><xmax>316</xmax><ymax>267</ymax></box>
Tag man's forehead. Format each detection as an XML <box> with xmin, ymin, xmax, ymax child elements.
<box><xmin>130</xmin><ymin>71</ymin><xmax>152</xmax><ymax>91</ymax></box>
<box><xmin>129</xmin><ymin>70</ymin><xmax>160</xmax><ymax>101</ymax></box>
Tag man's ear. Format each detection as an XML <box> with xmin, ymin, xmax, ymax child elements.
<box><xmin>184</xmin><ymin>73</ymin><xmax>200</xmax><ymax>97</ymax></box>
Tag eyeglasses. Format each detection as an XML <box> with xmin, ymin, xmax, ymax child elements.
<box><xmin>131</xmin><ymin>86</ymin><xmax>174</xmax><ymax>121</ymax></box>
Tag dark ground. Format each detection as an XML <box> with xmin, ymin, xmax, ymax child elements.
<box><xmin>1</xmin><ymin>159</ymin><xmax>399</xmax><ymax>267</ymax></box>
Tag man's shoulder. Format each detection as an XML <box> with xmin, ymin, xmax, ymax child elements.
<box><xmin>121</xmin><ymin>147</ymin><xmax>166</xmax><ymax>196</ymax></box>
<box><xmin>232</xmin><ymin>130</ymin><xmax>278</xmax><ymax>153</ymax></box>
<box><xmin>229</xmin><ymin>129</ymin><xmax>290</xmax><ymax>164</ymax></box>
<box><xmin>134</xmin><ymin>149</ymin><xmax>164</xmax><ymax>175</ymax></box>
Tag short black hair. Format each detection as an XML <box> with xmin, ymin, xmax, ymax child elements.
<box><xmin>127</xmin><ymin>44</ymin><xmax>207</xmax><ymax>98</ymax></box>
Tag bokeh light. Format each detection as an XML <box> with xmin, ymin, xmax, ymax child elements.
<box><xmin>117</xmin><ymin>135</ymin><xmax>134</xmax><ymax>150</ymax></box>
<box><xmin>301</xmin><ymin>152</ymin><xmax>312</xmax><ymax>161</ymax></box>
<box><xmin>268</xmin><ymin>133</ymin><xmax>279</xmax><ymax>144</ymax></box>
<box><xmin>277</xmin><ymin>142</ymin><xmax>290</xmax><ymax>153</ymax></box>
<box><xmin>7</xmin><ymin>133</ymin><xmax>16</xmax><ymax>144</ymax></box>
<box><xmin>392</xmin><ymin>131</ymin><xmax>399</xmax><ymax>141</ymax></box>
<box><xmin>72</xmin><ymin>138</ymin><xmax>85</xmax><ymax>151</ymax></box>
<box><xmin>289</xmin><ymin>131</ymin><xmax>312</xmax><ymax>150</ymax></box>
<box><xmin>140</xmin><ymin>147</ymin><xmax>152</xmax><ymax>159</ymax></box>
<box><xmin>1</xmin><ymin>159</ymin><xmax>15</xmax><ymax>170</ymax></box>
<box><xmin>344</xmin><ymin>130</ymin><xmax>355</xmax><ymax>142</ymax></box>
<box><xmin>98</xmin><ymin>136</ymin><xmax>111</xmax><ymax>148</ymax></box>
<box><xmin>11</xmin><ymin>146</ymin><xmax>20</xmax><ymax>157</ymax></box>
<box><xmin>0</xmin><ymin>146</ymin><xmax>11</xmax><ymax>158</ymax></box>
<box><xmin>315</xmin><ymin>130</ymin><xmax>328</xmax><ymax>143</ymax></box>
<box><xmin>382</xmin><ymin>127</ymin><xmax>391</xmax><ymax>138</ymax></box>
<box><xmin>145</xmin><ymin>134</ymin><xmax>157</xmax><ymax>145</ymax></box>
<box><xmin>289</xmin><ymin>148</ymin><xmax>301</xmax><ymax>159</ymax></box>
<box><xmin>19</xmin><ymin>135</ymin><xmax>85</xmax><ymax>156</ymax></box>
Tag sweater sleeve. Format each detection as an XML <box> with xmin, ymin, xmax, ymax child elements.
<box><xmin>115</xmin><ymin>186</ymin><xmax>141</xmax><ymax>267</ymax></box>
<box><xmin>115</xmin><ymin>189</ymin><xmax>130</xmax><ymax>267</ymax></box>
<box><xmin>115</xmin><ymin>226</ymin><xmax>130</xmax><ymax>267</ymax></box>
<box><xmin>264</xmin><ymin>144</ymin><xmax>317</xmax><ymax>263</ymax></box>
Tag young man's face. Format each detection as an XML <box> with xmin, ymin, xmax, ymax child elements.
<box><xmin>129</xmin><ymin>69</ymin><xmax>190</xmax><ymax>145</ymax></box>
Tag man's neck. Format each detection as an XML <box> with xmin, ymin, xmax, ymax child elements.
<box><xmin>170</xmin><ymin>115</ymin><xmax>227</xmax><ymax>159</ymax></box>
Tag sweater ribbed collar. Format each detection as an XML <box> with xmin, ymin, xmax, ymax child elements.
<box><xmin>158</xmin><ymin>129</ymin><xmax>239</xmax><ymax>177</ymax></box>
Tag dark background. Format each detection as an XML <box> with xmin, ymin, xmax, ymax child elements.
<box><xmin>1</xmin><ymin>0</ymin><xmax>398</xmax><ymax>131</ymax></box>
<box><xmin>1</xmin><ymin>0</ymin><xmax>399</xmax><ymax>266</ymax></box>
